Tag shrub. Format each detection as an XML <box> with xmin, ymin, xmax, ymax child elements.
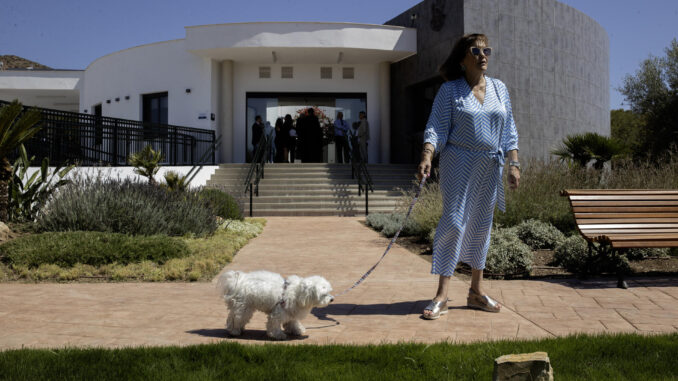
<box><xmin>199</xmin><ymin>188</ymin><xmax>243</xmax><ymax>220</ymax></box>
<box><xmin>625</xmin><ymin>248</ymin><xmax>670</xmax><ymax>260</ymax></box>
<box><xmin>36</xmin><ymin>175</ymin><xmax>218</xmax><ymax>237</ymax></box>
<box><xmin>553</xmin><ymin>235</ymin><xmax>631</xmax><ymax>276</ymax></box>
<box><xmin>366</xmin><ymin>212</ymin><xmax>421</xmax><ymax>237</ymax></box>
<box><xmin>515</xmin><ymin>219</ymin><xmax>566</xmax><ymax>250</ymax></box>
<box><xmin>0</xmin><ymin>231</ymin><xmax>190</xmax><ymax>268</ymax></box>
<box><xmin>9</xmin><ymin>144</ymin><xmax>75</xmax><ymax>222</ymax></box>
<box><xmin>408</xmin><ymin>182</ymin><xmax>443</xmax><ymax>238</ymax></box>
<box><xmin>163</xmin><ymin>171</ymin><xmax>188</xmax><ymax>192</ymax></box>
<box><xmin>485</xmin><ymin>227</ymin><xmax>533</xmax><ymax>276</ymax></box>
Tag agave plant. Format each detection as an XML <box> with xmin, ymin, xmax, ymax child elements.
<box><xmin>0</xmin><ymin>100</ymin><xmax>43</xmax><ymax>222</ymax></box>
<box><xmin>163</xmin><ymin>170</ymin><xmax>188</xmax><ymax>192</ymax></box>
<box><xmin>9</xmin><ymin>144</ymin><xmax>75</xmax><ymax>222</ymax></box>
<box><xmin>128</xmin><ymin>144</ymin><xmax>163</xmax><ymax>185</ymax></box>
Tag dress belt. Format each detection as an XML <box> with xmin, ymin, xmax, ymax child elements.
<box><xmin>447</xmin><ymin>142</ymin><xmax>506</xmax><ymax>212</ymax></box>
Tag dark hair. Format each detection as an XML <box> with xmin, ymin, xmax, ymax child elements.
<box><xmin>439</xmin><ymin>33</ymin><xmax>489</xmax><ymax>81</ymax></box>
<box><xmin>284</xmin><ymin>114</ymin><xmax>292</xmax><ymax>122</ymax></box>
<box><xmin>307</xmin><ymin>107</ymin><xmax>315</xmax><ymax>116</ymax></box>
<box><xmin>275</xmin><ymin>117</ymin><xmax>283</xmax><ymax>128</ymax></box>
<box><xmin>255</xmin><ymin>115</ymin><xmax>262</xmax><ymax>121</ymax></box>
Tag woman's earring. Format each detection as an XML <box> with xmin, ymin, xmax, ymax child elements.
<box><xmin>460</xmin><ymin>63</ymin><xmax>466</xmax><ymax>72</ymax></box>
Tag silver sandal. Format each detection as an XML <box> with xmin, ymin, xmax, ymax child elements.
<box><xmin>467</xmin><ymin>288</ymin><xmax>501</xmax><ymax>313</ymax></box>
<box><xmin>422</xmin><ymin>299</ymin><xmax>448</xmax><ymax>320</ymax></box>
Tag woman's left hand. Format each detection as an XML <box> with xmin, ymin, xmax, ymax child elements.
<box><xmin>508</xmin><ymin>166</ymin><xmax>520</xmax><ymax>190</ymax></box>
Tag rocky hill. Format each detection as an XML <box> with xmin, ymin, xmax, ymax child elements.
<box><xmin>0</xmin><ymin>55</ymin><xmax>51</xmax><ymax>70</ymax></box>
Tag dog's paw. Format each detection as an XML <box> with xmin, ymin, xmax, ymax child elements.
<box><xmin>226</xmin><ymin>328</ymin><xmax>242</xmax><ymax>337</ymax></box>
<box><xmin>285</xmin><ymin>325</ymin><xmax>305</xmax><ymax>336</ymax></box>
<box><xmin>267</xmin><ymin>331</ymin><xmax>287</xmax><ymax>340</ymax></box>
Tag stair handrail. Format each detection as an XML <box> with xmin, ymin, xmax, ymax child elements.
<box><xmin>243</xmin><ymin>130</ymin><xmax>274</xmax><ymax>216</ymax></box>
<box><xmin>347</xmin><ymin>131</ymin><xmax>374</xmax><ymax>215</ymax></box>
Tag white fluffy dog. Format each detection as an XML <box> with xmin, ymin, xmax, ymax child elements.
<box><xmin>217</xmin><ymin>270</ymin><xmax>334</xmax><ymax>340</ymax></box>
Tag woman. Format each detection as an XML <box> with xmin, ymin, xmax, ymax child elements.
<box><xmin>417</xmin><ymin>33</ymin><xmax>521</xmax><ymax>319</ymax></box>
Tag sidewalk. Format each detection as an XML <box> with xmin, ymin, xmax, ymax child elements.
<box><xmin>1</xmin><ymin>217</ymin><xmax>677</xmax><ymax>350</ymax></box>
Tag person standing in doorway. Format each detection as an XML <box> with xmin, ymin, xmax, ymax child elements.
<box><xmin>285</xmin><ymin>114</ymin><xmax>297</xmax><ymax>163</ymax></box>
<box><xmin>306</xmin><ymin>108</ymin><xmax>323</xmax><ymax>163</ymax></box>
<box><xmin>251</xmin><ymin>115</ymin><xmax>265</xmax><ymax>160</ymax></box>
<box><xmin>357</xmin><ymin>111</ymin><xmax>370</xmax><ymax>162</ymax></box>
<box><xmin>282</xmin><ymin>114</ymin><xmax>294</xmax><ymax>163</ymax></box>
<box><xmin>333</xmin><ymin>112</ymin><xmax>350</xmax><ymax>163</ymax></box>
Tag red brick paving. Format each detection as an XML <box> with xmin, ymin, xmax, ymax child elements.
<box><xmin>0</xmin><ymin>217</ymin><xmax>677</xmax><ymax>350</ymax></box>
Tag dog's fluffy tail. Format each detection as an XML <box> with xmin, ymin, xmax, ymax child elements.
<box><xmin>216</xmin><ymin>270</ymin><xmax>242</xmax><ymax>298</ymax></box>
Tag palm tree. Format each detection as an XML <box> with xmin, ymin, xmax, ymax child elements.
<box><xmin>0</xmin><ymin>101</ymin><xmax>42</xmax><ymax>222</ymax></box>
<box><xmin>128</xmin><ymin>144</ymin><xmax>163</xmax><ymax>185</ymax></box>
<box><xmin>551</xmin><ymin>132</ymin><xmax>625</xmax><ymax>169</ymax></box>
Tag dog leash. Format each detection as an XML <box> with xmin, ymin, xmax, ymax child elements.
<box><xmin>335</xmin><ymin>174</ymin><xmax>428</xmax><ymax>298</ymax></box>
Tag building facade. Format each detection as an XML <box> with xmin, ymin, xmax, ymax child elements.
<box><xmin>0</xmin><ymin>0</ymin><xmax>609</xmax><ymax>164</ymax></box>
<box><xmin>387</xmin><ymin>0</ymin><xmax>609</xmax><ymax>161</ymax></box>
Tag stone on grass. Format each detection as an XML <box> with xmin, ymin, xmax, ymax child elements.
<box><xmin>493</xmin><ymin>352</ymin><xmax>553</xmax><ymax>381</ymax></box>
<box><xmin>0</xmin><ymin>222</ymin><xmax>15</xmax><ymax>243</ymax></box>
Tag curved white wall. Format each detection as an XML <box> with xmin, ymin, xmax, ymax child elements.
<box><xmin>81</xmin><ymin>40</ymin><xmax>218</xmax><ymax>131</ymax></box>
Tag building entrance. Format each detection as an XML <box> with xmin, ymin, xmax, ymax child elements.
<box><xmin>246</xmin><ymin>92</ymin><xmax>366</xmax><ymax>163</ymax></box>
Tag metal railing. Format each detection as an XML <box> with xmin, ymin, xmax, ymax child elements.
<box><xmin>243</xmin><ymin>131</ymin><xmax>274</xmax><ymax>216</ymax></box>
<box><xmin>1</xmin><ymin>100</ymin><xmax>216</xmax><ymax>166</ymax></box>
<box><xmin>348</xmin><ymin>133</ymin><xmax>374</xmax><ymax>215</ymax></box>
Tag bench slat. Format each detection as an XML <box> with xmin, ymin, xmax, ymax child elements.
<box><xmin>575</xmin><ymin>213</ymin><xmax>678</xmax><ymax>219</ymax></box>
<box><xmin>577</xmin><ymin>223</ymin><xmax>678</xmax><ymax>229</ymax></box>
<box><xmin>573</xmin><ymin>206</ymin><xmax>678</xmax><ymax>213</ymax></box>
<box><xmin>575</xmin><ymin>218</ymin><xmax>678</xmax><ymax>224</ymax></box>
<box><xmin>563</xmin><ymin>189</ymin><xmax>678</xmax><ymax>196</ymax></box>
<box><xmin>581</xmin><ymin>228</ymin><xmax>678</xmax><ymax>234</ymax></box>
<box><xmin>569</xmin><ymin>195</ymin><xmax>678</xmax><ymax>201</ymax></box>
<box><xmin>601</xmin><ymin>234</ymin><xmax>678</xmax><ymax>241</ymax></box>
<box><xmin>612</xmin><ymin>241</ymin><xmax>678</xmax><ymax>248</ymax></box>
<box><xmin>571</xmin><ymin>201</ymin><xmax>678</xmax><ymax>207</ymax></box>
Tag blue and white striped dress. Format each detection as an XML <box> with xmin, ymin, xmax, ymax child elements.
<box><xmin>423</xmin><ymin>76</ymin><xmax>519</xmax><ymax>275</ymax></box>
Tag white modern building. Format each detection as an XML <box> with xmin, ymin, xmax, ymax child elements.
<box><xmin>84</xmin><ymin>22</ymin><xmax>416</xmax><ymax>164</ymax></box>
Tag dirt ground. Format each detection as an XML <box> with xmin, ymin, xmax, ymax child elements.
<box><xmin>396</xmin><ymin>236</ymin><xmax>678</xmax><ymax>280</ymax></box>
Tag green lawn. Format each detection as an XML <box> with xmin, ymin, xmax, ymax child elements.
<box><xmin>1</xmin><ymin>333</ymin><xmax>677</xmax><ymax>380</ymax></box>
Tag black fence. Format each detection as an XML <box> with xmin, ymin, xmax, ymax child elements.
<box><xmin>1</xmin><ymin>100</ymin><xmax>216</xmax><ymax>166</ymax></box>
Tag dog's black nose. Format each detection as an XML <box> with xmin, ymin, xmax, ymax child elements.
<box><xmin>330</xmin><ymin>297</ymin><xmax>335</xmax><ymax>303</ymax></box>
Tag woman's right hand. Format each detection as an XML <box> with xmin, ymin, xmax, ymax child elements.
<box><xmin>418</xmin><ymin>144</ymin><xmax>434</xmax><ymax>181</ymax></box>
<box><xmin>417</xmin><ymin>158</ymin><xmax>432</xmax><ymax>181</ymax></box>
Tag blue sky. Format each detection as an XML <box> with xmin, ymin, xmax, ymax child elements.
<box><xmin>1</xmin><ymin>0</ymin><xmax>677</xmax><ymax>110</ymax></box>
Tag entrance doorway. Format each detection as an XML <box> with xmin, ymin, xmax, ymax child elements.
<box><xmin>246</xmin><ymin>92</ymin><xmax>367</xmax><ymax>163</ymax></box>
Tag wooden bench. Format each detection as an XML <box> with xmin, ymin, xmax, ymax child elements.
<box><xmin>561</xmin><ymin>189</ymin><xmax>678</xmax><ymax>288</ymax></box>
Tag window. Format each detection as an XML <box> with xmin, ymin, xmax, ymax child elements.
<box><xmin>281</xmin><ymin>66</ymin><xmax>294</xmax><ymax>78</ymax></box>
<box><xmin>342</xmin><ymin>67</ymin><xmax>355</xmax><ymax>79</ymax></box>
<box><xmin>259</xmin><ymin>66</ymin><xmax>271</xmax><ymax>78</ymax></box>
<box><xmin>320</xmin><ymin>67</ymin><xmax>332</xmax><ymax>79</ymax></box>
<box><xmin>142</xmin><ymin>92</ymin><xmax>168</xmax><ymax>139</ymax></box>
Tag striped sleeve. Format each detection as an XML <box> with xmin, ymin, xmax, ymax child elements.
<box><xmin>423</xmin><ymin>82</ymin><xmax>453</xmax><ymax>153</ymax></box>
<box><xmin>497</xmin><ymin>80</ymin><xmax>519</xmax><ymax>153</ymax></box>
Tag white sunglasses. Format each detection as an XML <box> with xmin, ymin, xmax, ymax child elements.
<box><xmin>470</xmin><ymin>47</ymin><xmax>492</xmax><ymax>57</ymax></box>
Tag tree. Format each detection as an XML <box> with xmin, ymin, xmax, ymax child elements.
<box><xmin>619</xmin><ymin>38</ymin><xmax>678</xmax><ymax>158</ymax></box>
<box><xmin>610</xmin><ymin>109</ymin><xmax>646</xmax><ymax>156</ymax></box>
<box><xmin>0</xmin><ymin>101</ymin><xmax>43</xmax><ymax>222</ymax></box>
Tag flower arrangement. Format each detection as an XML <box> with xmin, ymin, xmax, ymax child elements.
<box><xmin>294</xmin><ymin>106</ymin><xmax>335</xmax><ymax>145</ymax></box>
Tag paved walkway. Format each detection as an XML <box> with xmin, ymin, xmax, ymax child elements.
<box><xmin>1</xmin><ymin>217</ymin><xmax>677</xmax><ymax>350</ymax></box>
